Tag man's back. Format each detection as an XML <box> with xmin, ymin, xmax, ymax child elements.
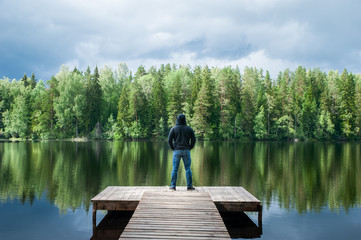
<box><xmin>168</xmin><ymin>114</ymin><xmax>196</xmax><ymax>151</ymax></box>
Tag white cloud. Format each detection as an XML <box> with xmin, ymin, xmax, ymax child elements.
<box><xmin>1</xmin><ymin>0</ymin><xmax>361</xmax><ymax>80</ymax></box>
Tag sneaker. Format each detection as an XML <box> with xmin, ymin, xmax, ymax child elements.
<box><xmin>169</xmin><ymin>187</ymin><xmax>176</xmax><ymax>191</ymax></box>
<box><xmin>187</xmin><ymin>186</ymin><xmax>195</xmax><ymax>191</ymax></box>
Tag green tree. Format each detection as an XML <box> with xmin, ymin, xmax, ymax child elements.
<box><xmin>264</xmin><ymin>71</ymin><xmax>275</xmax><ymax>138</ymax></box>
<box><xmin>215</xmin><ymin>67</ymin><xmax>240</xmax><ymax>139</ymax></box>
<box><xmin>291</xmin><ymin>66</ymin><xmax>307</xmax><ymax>137</ymax></box>
<box><xmin>354</xmin><ymin>74</ymin><xmax>361</xmax><ymax>137</ymax></box>
<box><xmin>301</xmin><ymin>87</ymin><xmax>317</xmax><ymax>138</ymax></box>
<box><xmin>128</xmin><ymin>78</ymin><xmax>149</xmax><ymax>138</ymax></box>
<box><xmin>240</xmin><ymin>67</ymin><xmax>259</xmax><ymax>137</ymax></box>
<box><xmin>30</xmin><ymin>73</ymin><xmax>37</xmax><ymax>89</ymax></box>
<box><xmin>190</xmin><ymin>66</ymin><xmax>202</xmax><ymax>113</ymax></box>
<box><xmin>151</xmin><ymin>70</ymin><xmax>167</xmax><ymax>137</ymax></box>
<box><xmin>276</xmin><ymin>115</ymin><xmax>294</xmax><ymax>140</ymax></box>
<box><xmin>21</xmin><ymin>73</ymin><xmax>30</xmax><ymax>87</ymax></box>
<box><xmin>99</xmin><ymin>65</ymin><xmax>123</xmax><ymax>124</ymax></box>
<box><xmin>117</xmin><ymin>83</ymin><xmax>131</xmax><ymax>139</ymax></box>
<box><xmin>314</xmin><ymin>110</ymin><xmax>335</xmax><ymax>140</ymax></box>
<box><xmin>254</xmin><ymin>105</ymin><xmax>267</xmax><ymax>140</ymax></box>
<box><xmin>29</xmin><ymin>80</ymin><xmax>47</xmax><ymax>138</ymax></box>
<box><xmin>192</xmin><ymin>66</ymin><xmax>217</xmax><ymax>138</ymax></box>
<box><xmin>54</xmin><ymin>66</ymin><xmax>87</xmax><ymax>137</ymax></box>
<box><xmin>166</xmin><ymin>72</ymin><xmax>184</xmax><ymax>127</ymax></box>
<box><xmin>0</xmin><ymin>77</ymin><xmax>13</xmax><ymax>131</ymax></box>
<box><xmin>85</xmin><ymin>66</ymin><xmax>102</xmax><ymax>133</ymax></box>
<box><xmin>339</xmin><ymin>69</ymin><xmax>356</xmax><ymax>137</ymax></box>
<box><xmin>3</xmin><ymin>82</ymin><xmax>30</xmax><ymax>138</ymax></box>
<box><xmin>29</xmin><ymin>77</ymin><xmax>58</xmax><ymax>139</ymax></box>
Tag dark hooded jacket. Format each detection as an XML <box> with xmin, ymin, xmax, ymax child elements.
<box><xmin>168</xmin><ymin>114</ymin><xmax>196</xmax><ymax>151</ymax></box>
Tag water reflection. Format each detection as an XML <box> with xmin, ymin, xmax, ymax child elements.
<box><xmin>0</xmin><ymin>141</ymin><xmax>360</xmax><ymax>213</ymax></box>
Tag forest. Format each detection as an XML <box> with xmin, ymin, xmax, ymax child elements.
<box><xmin>0</xmin><ymin>63</ymin><xmax>360</xmax><ymax>140</ymax></box>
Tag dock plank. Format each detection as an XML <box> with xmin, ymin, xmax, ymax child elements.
<box><xmin>91</xmin><ymin>186</ymin><xmax>262</xmax><ymax>237</ymax></box>
<box><xmin>119</xmin><ymin>191</ymin><xmax>231</xmax><ymax>239</ymax></box>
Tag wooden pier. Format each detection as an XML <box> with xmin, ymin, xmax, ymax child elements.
<box><xmin>120</xmin><ymin>191</ymin><xmax>230</xmax><ymax>239</ymax></box>
<box><xmin>91</xmin><ymin>186</ymin><xmax>262</xmax><ymax>239</ymax></box>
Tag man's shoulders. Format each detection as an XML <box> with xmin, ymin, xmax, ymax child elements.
<box><xmin>186</xmin><ymin>126</ymin><xmax>195</xmax><ymax>132</ymax></box>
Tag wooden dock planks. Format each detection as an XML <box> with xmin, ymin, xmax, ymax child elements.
<box><xmin>91</xmin><ymin>186</ymin><xmax>262</xmax><ymax>236</ymax></box>
<box><xmin>91</xmin><ymin>186</ymin><xmax>260</xmax><ymax>204</ymax></box>
<box><xmin>119</xmin><ymin>191</ymin><xmax>231</xmax><ymax>239</ymax></box>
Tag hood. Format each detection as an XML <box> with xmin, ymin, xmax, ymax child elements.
<box><xmin>176</xmin><ymin>114</ymin><xmax>187</xmax><ymax>125</ymax></box>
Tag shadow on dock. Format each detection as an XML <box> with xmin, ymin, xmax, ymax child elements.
<box><xmin>90</xmin><ymin>210</ymin><xmax>261</xmax><ymax>240</ymax></box>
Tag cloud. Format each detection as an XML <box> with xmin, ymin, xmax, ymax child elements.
<box><xmin>1</xmin><ymin>0</ymin><xmax>361</xmax><ymax>80</ymax></box>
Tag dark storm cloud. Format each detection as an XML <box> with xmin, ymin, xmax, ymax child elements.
<box><xmin>1</xmin><ymin>0</ymin><xmax>361</xmax><ymax>80</ymax></box>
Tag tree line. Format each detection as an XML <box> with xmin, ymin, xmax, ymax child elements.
<box><xmin>0</xmin><ymin>64</ymin><xmax>360</xmax><ymax>140</ymax></box>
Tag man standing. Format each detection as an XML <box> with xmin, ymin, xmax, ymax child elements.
<box><xmin>168</xmin><ymin>114</ymin><xmax>196</xmax><ymax>191</ymax></box>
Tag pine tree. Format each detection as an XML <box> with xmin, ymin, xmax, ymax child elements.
<box><xmin>240</xmin><ymin>67</ymin><xmax>258</xmax><ymax>137</ymax></box>
<box><xmin>216</xmin><ymin>67</ymin><xmax>238</xmax><ymax>139</ymax></box>
<box><xmin>339</xmin><ymin>69</ymin><xmax>356</xmax><ymax>137</ymax></box>
<box><xmin>129</xmin><ymin>78</ymin><xmax>149</xmax><ymax>138</ymax></box>
<box><xmin>21</xmin><ymin>73</ymin><xmax>31</xmax><ymax>87</ymax></box>
<box><xmin>354</xmin><ymin>74</ymin><xmax>361</xmax><ymax>137</ymax></box>
<box><xmin>192</xmin><ymin>66</ymin><xmax>217</xmax><ymax>138</ymax></box>
<box><xmin>167</xmin><ymin>73</ymin><xmax>183</xmax><ymax>127</ymax></box>
<box><xmin>291</xmin><ymin>66</ymin><xmax>307</xmax><ymax>138</ymax></box>
<box><xmin>301</xmin><ymin>86</ymin><xmax>317</xmax><ymax>138</ymax></box>
<box><xmin>117</xmin><ymin>84</ymin><xmax>131</xmax><ymax>138</ymax></box>
<box><xmin>190</xmin><ymin>66</ymin><xmax>202</xmax><ymax>111</ymax></box>
<box><xmin>30</xmin><ymin>73</ymin><xmax>37</xmax><ymax>89</ymax></box>
<box><xmin>264</xmin><ymin>71</ymin><xmax>274</xmax><ymax>138</ymax></box>
<box><xmin>85</xmin><ymin>66</ymin><xmax>102</xmax><ymax>133</ymax></box>
<box><xmin>135</xmin><ymin>65</ymin><xmax>146</xmax><ymax>80</ymax></box>
<box><xmin>151</xmin><ymin>70</ymin><xmax>167</xmax><ymax>137</ymax></box>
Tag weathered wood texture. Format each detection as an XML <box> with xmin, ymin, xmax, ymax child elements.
<box><xmin>91</xmin><ymin>186</ymin><xmax>263</xmax><ymax>235</ymax></box>
<box><xmin>91</xmin><ymin>186</ymin><xmax>260</xmax><ymax>212</ymax></box>
<box><xmin>119</xmin><ymin>191</ymin><xmax>231</xmax><ymax>239</ymax></box>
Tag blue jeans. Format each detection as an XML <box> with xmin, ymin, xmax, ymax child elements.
<box><xmin>170</xmin><ymin>150</ymin><xmax>193</xmax><ymax>188</ymax></box>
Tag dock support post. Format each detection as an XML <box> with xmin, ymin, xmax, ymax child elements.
<box><xmin>258</xmin><ymin>204</ymin><xmax>263</xmax><ymax>233</ymax></box>
<box><xmin>92</xmin><ymin>203</ymin><xmax>97</xmax><ymax>231</ymax></box>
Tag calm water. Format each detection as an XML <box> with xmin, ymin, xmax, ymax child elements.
<box><xmin>0</xmin><ymin>141</ymin><xmax>360</xmax><ymax>239</ymax></box>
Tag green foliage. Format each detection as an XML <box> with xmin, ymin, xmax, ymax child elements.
<box><xmin>53</xmin><ymin>66</ymin><xmax>87</xmax><ymax>137</ymax></box>
<box><xmin>339</xmin><ymin>69</ymin><xmax>356</xmax><ymax>137</ymax></box>
<box><xmin>315</xmin><ymin>110</ymin><xmax>335</xmax><ymax>140</ymax></box>
<box><xmin>276</xmin><ymin>115</ymin><xmax>295</xmax><ymax>140</ymax></box>
<box><xmin>85</xmin><ymin>66</ymin><xmax>102</xmax><ymax>132</ymax></box>
<box><xmin>166</xmin><ymin>70</ymin><xmax>186</xmax><ymax>127</ymax></box>
<box><xmin>254</xmin><ymin>105</ymin><xmax>267</xmax><ymax>140</ymax></box>
<box><xmin>301</xmin><ymin>87</ymin><xmax>318</xmax><ymax>138</ymax></box>
<box><xmin>192</xmin><ymin>66</ymin><xmax>217</xmax><ymax>139</ymax></box>
<box><xmin>151</xmin><ymin>71</ymin><xmax>167</xmax><ymax>137</ymax></box>
<box><xmin>3</xmin><ymin>94</ymin><xmax>29</xmax><ymax>138</ymax></box>
<box><xmin>0</xmin><ymin>64</ymin><xmax>360</xmax><ymax>140</ymax></box>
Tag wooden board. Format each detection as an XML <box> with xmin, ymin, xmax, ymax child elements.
<box><xmin>119</xmin><ymin>191</ymin><xmax>230</xmax><ymax>239</ymax></box>
<box><xmin>91</xmin><ymin>186</ymin><xmax>260</xmax><ymax>204</ymax></box>
<box><xmin>91</xmin><ymin>186</ymin><xmax>262</xmax><ymax>233</ymax></box>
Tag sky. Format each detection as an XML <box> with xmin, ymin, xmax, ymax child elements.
<box><xmin>1</xmin><ymin>0</ymin><xmax>361</xmax><ymax>81</ymax></box>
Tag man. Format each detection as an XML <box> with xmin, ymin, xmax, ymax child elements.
<box><xmin>168</xmin><ymin>114</ymin><xmax>196</xmax><ymax>191</ymax></box>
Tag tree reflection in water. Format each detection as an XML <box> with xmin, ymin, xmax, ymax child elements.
<box><xmin>1</xmin><ymin>141</ymin><xmax>360</xmax><ymax>214</ymax></box>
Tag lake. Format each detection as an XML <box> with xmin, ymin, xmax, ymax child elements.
<box><xmin>0</xmin><ymin>141</ymin><xmax>360</xmax><ymax>239</ymax></box>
